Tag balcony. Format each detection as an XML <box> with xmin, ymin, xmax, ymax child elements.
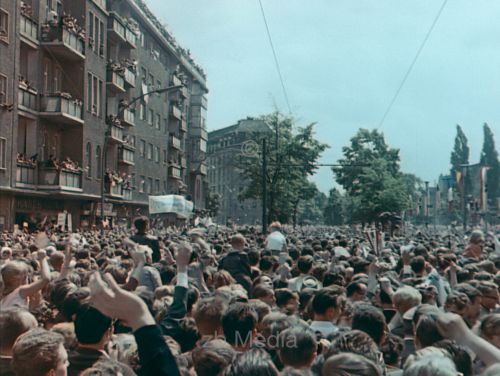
<box><xmin>38</xmin><ymin>167</ymin><xmax>83</xmax><ymax>192</ymax></box>
<box><xmin>109</xmin><ymin>122</ymin><xmax>124</xmax><ymax>143</ymax></box>
<box><xmin>191</xmin><ymin>127</ymin><xmax>208</xmax><ymax>140</ymax></box>
<box><xmin>41</xmin><ymin>26</ymin><xmax>85</xmax><ymax>62</ymax></box>
<box><xmin>119</xmin><ymin>145</ymin><xmax>135</xmax><ymax>166</ymax></box>
<box><xmin>108</xmin><ymin>13</ymin><xmax>127</xmax><ymax>44</ymax></box>
<box><xmin>123</xmin><ymin>67</ymin><xmax>136</xmax><ymax>87</ymax></box>
<box><xmin>107</xmin><ymin>71</ymin><xmax>126</xmax><ymax>95</ymax></box>
<box><xmin>107</xmin><ymin>184</ymin><xmax>123</xmax><ymax>198</ymax></box>
<box><xmin>200</xmin><ymin>164</ymin><xmax>207</xmax><ymax>175</ymax></box>
<box><xmin>18</xmin><ymin>85</ymin><xmax>38</xmax><ymax>112</ymax></box>
<box><xmin>170</xmin><ymin>104</ymin><xmax>182</xmax><ymax>121</ymax></box>
<box><xmin>16</xmin><ymin>163</ymin><xmax>36</xmax><ymax>186</ymax></box>
<box><xmin>120</xmin><ymin>108</ymin><xmax>135</xmax><ymax>126</ymax></box>
<box><xmin>124</xmin><ymin>26</ymin><xmax>137</xmax><ymax>49</ymax></box>
<box><xmin>168</xmin><ymin>166</ymin><xmax>181</xmax><ymax>180</ymax></box>
<box><xmin>40</xmin><ymin>95</ymin><xmax>84</xmax><ymax>126</ymax></box>
<box><xmin>180</xmin><ymin>157</ymin><xmax>187</xmax><ymax>169</ymax></box>
<box><xmin>123</xmin><ymin>187</ymin><xmax>133</xmax><ymax>200</ymax></box>
<box><xmin>180</xmin><ymin>118</ymin><xmax>188</xmax><ymax>132</ymax></box>
<box><xmin>20</xmin><ymin>14</ymin><xmax>38</xmax><ymax>47</ymax></box>
<box><xmin>171</xmin><ymin>74</ymin><xmax>182</xmax><ymax>87</ymax></box>
<box><xmin>169</xmin><ymin>135</ymin><xmax>181</xmax><ymax>150</ymax></box>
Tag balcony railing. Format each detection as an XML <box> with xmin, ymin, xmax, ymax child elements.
<box><xmin>123</xmin><ymin>187</ymin><xmax>133</xmax><ymax>200</ymax></box>
<box><xmin>180</xmin><ymin>118</ymin><xmax>188</xmax><ymax>132</ymax></box>
<box><xmin>107</xmin><ymin>71</ymin><xmax>126</xmax><ymax>94</ymax></box>
<box><xmin>40</xmin><ymin>95</ymin><xmax>84</xmax><ymax>125</ymax></box>
<box><xmin>200</xmin><ymin>164</ymin><xmax>207</xmax><ymax>175</ymax></box>
<box><xmin>124</xmin><ymin>26</ymin><xmax>137</xmax><ymax>48</ymax></box>
<box><xmin>108</xmin><ymin>13</ymin><xmax>127</xmax><ymax>44</ymax></box>
<box><xmin>109</xmin><ymin>123</ymin><xmax>124</xmax><ymax>143</ymax></box>
<box><xmin>107</xmin><ymin>184</ymin><xmax>123</xmax><ymax>198</ymax></box>
<box><xmin>119</xmin><ymin>145</ymin><xmax>135</xmax><ymax>165</ymax></box>
<box><xmin>16</xmin><ymin>163</ymin><xmax>36</xmax><ymax>185</ymax></box>
<box><xmin>170</xmin><ymin>104</ymin><xmax>182</xmax><ymax>120</ymax></box>
<box><xmin>168</xmin><ymin>166</ymin><xmax>181</xmax><ymax>179</ymax></box>
<box><xmin>124</xmin><ymin>67</ymin><xmax>136</xmax><ymax>87</ymax></box>
<box><xmin>38</xmin><ymin>167</ymin><xmax>82</xmax><ymax>191</ymax></box>
<box><xmin>18</xmin><ymin>85</ymin><xmax>38</xmax><ymax>111</ymax></box>
<box><xmin>20</xmin><ymin>14</ymin><xmax>38</xmax><ymax>43</ymax></box>
<box><xmin>171</xmin><ymin>74</ymin><xmax>182</xmax><ymax>87</ymax></box>
<box><xmin>169</xmin><ymin>135</ymin><xmax>181</xmax><ymax>150</ymax></box>
<box><xmin>180</xmin><ymin>157</ymin><xmax>187</xmax><ymax>169</ymax></box>
<box><xmin>120</xmin><ymin>108</ymin><xmax>135</xmax><ymax>126</ymax></box>
<box><xmin>41</xmin><ymin>26</ymin><xmax>85</xmax><ymax>61</ymax></box>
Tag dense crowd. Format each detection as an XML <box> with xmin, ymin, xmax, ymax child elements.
<box><xmin>0</xmin><ymin>218</ymin><xmax>499</xmax><ymax>376</ymax></box>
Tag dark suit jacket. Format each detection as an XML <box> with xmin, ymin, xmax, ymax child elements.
<box><xmin>131</xmin><ymin>234</ymin><xmax>160</xmax><ymax>262</ymax></box>
<box><xmin>219</xmin><ymin>251</ymin><xmax>252</xmax><ymax>292</ymax></box>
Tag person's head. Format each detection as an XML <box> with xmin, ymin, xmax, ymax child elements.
<box><xmin>477</xmin><ymin>281</ymin><xmax>499</xmax><ymax>311</ymax></box>
<box><xmin>411</xmin><ymin>256</ymin><xmax>426</xmax><ymax>276</ymax></box>
<box><xmin>455</xmin><ymin>283</ymin><xmax>482</xmax><ymax>322</ymax></box>
<box><xmin>49</xmin><ymin>251</ymin><xmax>65</xmax><ymax>272</ymax></box>
<box><xmin>346</xmin><ymin>281</ymin><xmax>367</xmax><ymax>302</ymax></box>
<box><xmin>212</xmin><ymin>270</ymin><xmax>237</xmax><ymax>289</ymax></box>
<box><xmin>469</xmin><ymin>230</ymin><xmax>485</xmax><ymax>246</ymax></box>
<box><xmin>194</xmin><ymin>297</ymin><xmax>227</xmax><ymax>338</ymax></box>
<box><xmin>74</xmin><ymin>304</ymin><xmax>113</xmax><ymax>348</ymax></box>
<box><xmin>322</xmin><ymin>353</ymin><xmax>382</xmax><ymax>376</ymax></box>
<box><xmin>260</xmin><ymin>312</ymin><xmax>293</xmax><ymax>349</ymax></box>
<box><xmin>252</xmin><ymin>284</ymin><xmax>276</xmax><ymax>307</ymax></box>
<box><xmin>403</xmin><ymin>353</ymin><xmax>457</xmax><ymax>376</ymax></box>
<box><xmin>221</xmin><ymin>302</ymin><xmax>258</xmax><ymax>349</ymax></box>
<box><xmin>12</xmin><ymin>328</ymin><xmax>68</xmax><ymax>376</ymax></box>
<box><xmin>479</xmin><ymin>313</ymin><xmax>500</xmax><ymax>348</ymax></box>
<box><xmin>311</xmin><ymin>288</ymin><xmax>344</xmax><ymax>321</ymax></box>
<box><xmin>133</xmin><ymin>216</ymin><xmax>149</xmax><ymax>234</ymax></box>
<box><xmin>222</xmin><ymin>349</ymin><xmax>279</xmax><ymax>376</ymax></box>
<box><xmin>381</xmin><ymin>333</ymin><xmax>404</xmax><ymax>368</ymax></box>
<box><xmin>269</xmin><ymin>222</ymin><xmax>282</xmax><ymax>233</ymax></box>
<box><xmin>0</xmin><ymin>308</ymin><xmax>38</xmax><ymax>355</ymax></box>
<box><xmin>414</xmin><ymin>312</ymin><xmax>444</xmax><ymax>350</ymax></box>
<box><xmin>277</xmin><ymin>327</ymin><xmax>317</xmax><ymax>369</ymax></box>
<box><xmin>231</xmin><ymin>234</ymin><xmax>246</xmax><ymax>251</ymax></box>
<box><xmin>393</xmin><ymin>286</ymin><xmax>422</xmax><ymax>315</ymax></box>
<box><xmin>1</xmin><ymin>261</ymin><xmax>30</xmax><ymax>291</ymax></box>
<box><xmin>192</xmin><ymin>339</ymin><xmax>235</xmax><ymax>376</ymax></box>
<box><xmin>79</xmin><ymin>359</ymin><xmax>135</xmax><ymax>376</ymax></box>
<box><xmin>327</xmin><ymin>329</ymin><xmax>382</xmax><ymax>366</ymax></box>
<box><xmin>51</xmin><ymin>323</ymin><xmax>78</xmax><ymax>352</ymax></box>
<box><xmin>444</xmin><ymin>291</ymin><xmax>470</xmax><ymax>316</ymax></box>
<box><xmin>434</xmin><ymin>340</ymin><xmax>473</xmax><ymax>376</ymax></box>
<box><xmin>295</xmin><ymin>255</ymin><xmax>313</xmax><ymax>275</ymax></box>
<box><xmin>352</xmin><ymin>303</ymin><xmax>387</xmax><ymax>346</ymax></box>
<box><xmin>275</xmin><ymin>289</ymin><xmax>299</xmax><ymax>315</ymax></box>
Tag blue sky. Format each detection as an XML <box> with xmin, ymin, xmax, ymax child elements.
<box><xmin>146</xmin><ymin>0</ymin><xmax>500</xmax><ymax>192</ymax></box>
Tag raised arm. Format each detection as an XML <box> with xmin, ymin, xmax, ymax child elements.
<box><xmin>19</xmin><ymin>250</ymin><xmax>51</xmax><ymax>299</ymax></box>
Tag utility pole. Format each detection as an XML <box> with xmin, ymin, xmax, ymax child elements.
<box><xmin>461</xmin><ymin>164</ymin><xmax>467</xmax><ymax>231</ymax></box>
<box><xmin>425</xmin><ymin>181</ymin><xmax>429</xmax><ymax>228</ymax></box>
<box><xmin>262</xmin><ymin>138</ymin><xmax>267</xmax><ymax>234</ymax></box>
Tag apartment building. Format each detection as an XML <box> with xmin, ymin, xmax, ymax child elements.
<box><xmin>0</xmin><ymin>0</ymin><xmax>208</xmax><ymax>230</ymax></box>
<box><xmin>207</xmin><ymin>118</ymin><xmax>270</xmax><ymax>225</ymax></box>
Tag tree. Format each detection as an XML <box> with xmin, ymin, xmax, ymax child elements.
<box><xmin>323</xmin><ymin>188</ymin><xmax>345</xmax><ymax>225</ymax></box>
<box><xmin>480</xmin><ymin>123</ymin><xmax>499</xmax><ymax>209</ymax></box>
<box><xmin>333</xmin><ymin>129</ymin><xmax>410</xmax><ymax>223</ymax></box>
<box><xmin>206</xmin><ymin>191</ymin><xmax>220</xmax><ymax>217</ymax></box>
<box><xmin>299</xmin><ymin>189</ymin><xmax>328</xmax><ymax>225</ymax></box>
<box><xmin>239</xmin><ymin>112</ymin><xmax>328</xmax><ymax>224</ymax></box>
<box><xmin>450</xmin><ymin>124</ymin><xmax>470</xmax><ymax>178</ymax></box>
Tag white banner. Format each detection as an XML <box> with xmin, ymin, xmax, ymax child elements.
<box><xmin>148</xmin><ymin>195</ymin><xmax>193</xmax><ymax>218</ymax></box>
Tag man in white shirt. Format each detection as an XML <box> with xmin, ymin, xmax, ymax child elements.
<box><xmin>265</xmin><ymin>222</ymin><xmax>286</xmax><ymax>256</ymax></box>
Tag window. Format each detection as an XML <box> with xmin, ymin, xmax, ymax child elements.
<box><xmin>0</xmin><ymin>9</ymin><xmax>9</xmax><ymax>44</ymax></box>
<box><xmin>130</xmin><ymin>136</ymin><xmax>136</xmax><ymax>147</ymax></box>
<box><xmin>149</xmin><ymin>73</ymin><xmax>154</xmax><ymax>86</ymax></box>
<box><xmin>147</xmin><ymin>143</ymin><xmax>153</xmax><ymax>160</ymax></box>
<box><xmin>0</xmin><ymin>138</ymin><xmax>6</xmax><ymax>169</ymax></box>
<box><xmin>139</xmin><ymin>175</ymin><xmax>145</xmax><ymax>192</ymax></box>
<box><xmin>87</xmin><ymin>73</ymin><xmax>92</xmax><ymax>112</ymax></box>
<box><xmin>155</xmin><ymin>179</ymin><xmax>160</xmax><ymax>193</ymax></box>
<box><xmin>156</xmin><ymin>80</ymin><xmax>161</xmax><ymax>90</ymax></box>
<box><xmin>99</xmin><ymin>20</ymin><xmax>104</xmax><ymax>56</ymax></box>
<box><xmin>53</xmin><ymin>66</ymin><xmax>62</xmax><ymax>93</ymax></box>
<box><xmin>148</xmin><ymin>109</ymin><xmax>153</xmax><ymax>125</ymax></box>
<box><xmin>0</xmin><ymin>74</ymin><xmax>6</xmax><ymax>105</ymax></box>
<box><xmin>147</xmin><ymin>178</ymin><xmax>153</xmax><ymax>194</ymax></box>
<box><xmin>155</xmin><ymin>114</ymin><xmax>160</xmax><ymax>129</ymax></box>
<box><xmin>139</xmin><ymin>139</ymin><xmax>145</xmax><ymax>157</ymax></box>
<box><xmin>154</xmin><ymin>146</ymin><xmax>159</xmax><ymax>163</ymax></box>
<box><xmin>96</xmin><ymin>146</ymin><xmax>102</xmax><ymax>178</ymax></box>
<box><xmin>141</xmin><ymin>67</ymin><xmax>147</xmax><ymax>82</ymax></box>
<box><xmin>139</xmin><ymin>103</ymin><xmax>145</xmax><ymax>121</ymax></box>
<box><xmin>163</xmin><ymin>149</ymin><xmax>167</xmax><ymax>164</ymax></box>
<box><xmin>86</xmin><ymin>142</ymin><xmax>92</xmax><ymax>177</ymax></box>
<box><xmin>87</xmin><ymin>73</ymin><xmax>102</xmax><ymax>116</ymax></box>
<box><xmin>43</xmin><ymin>59</ymin><xmax>50</xmax><ymax>93</ymax></box>
<box><xmin>88</xmin><ymin>12</ymin><xmax>94</xmax><ymax>47</ymax></box>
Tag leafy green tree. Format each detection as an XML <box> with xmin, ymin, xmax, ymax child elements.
<box><xmin>450</xmin><ymin>125</ymin><xmax>470</xmax><ymax>178</ymax></box>
<box><xmin>239</xmin><ymin>112</ymin><xmax>328</xmax><ymax>223</ymax></box>
<box><xmin>333</xmin><ymin>129</ymin><xmax>410</xmax><ymax>223</ymax></box>
<box><xmin>299</xmin><ymin>189</ymin><xmax>328</xmax><ymax>225</ymax></box>
<box><xmin>480</xmin><ymin>123</ymin><xmax>499</xmax><ymax>209</ymax></box>
<box><xmin>206</xmin><ymin>191</ymin><xmax>221</xmax><ymax>217</ymax></box>
<box><xmin>323</xmin><ymin>188</ymin><xmax>345</xmax><ymax>225</ymax></box>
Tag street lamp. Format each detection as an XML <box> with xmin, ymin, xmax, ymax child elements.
<box><xmin>99</xmin><ymin>85</ymin><xmax>184</xmax><ymax>233</ymax></box>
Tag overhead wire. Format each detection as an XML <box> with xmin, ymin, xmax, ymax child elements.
<box><xmin>257</xmin><ymin>0</ymin><xmax>293</xmax><ymax>115</ymax></box>
<box><xmin>376</xmin><ymin>0</ymin><xmax>449</xmax><ymax>130</ymax></box>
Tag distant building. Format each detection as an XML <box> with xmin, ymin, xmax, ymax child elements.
<box><xmin>0</xmin><ymin>0</ymin><xmax>208</xmax><ymax>230</ymax></box>
<box><xmin>207</xmin><ymin>118</ymin><xmax>270</xmax><ymax>225</ymax></box>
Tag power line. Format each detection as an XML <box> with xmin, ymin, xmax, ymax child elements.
<box><xmin>257</xmin><ymin>0</ymin><xmax>293</xmax><ymax>114</ymax></box>
<box><xmin>377</xmin><ymin>0</ymin><xmax>448</xmax><ymax>130</ymax></box>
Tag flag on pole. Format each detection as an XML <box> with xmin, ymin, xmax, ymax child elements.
<box><xmin>479</xmin><ymin>166</ymin><xmax>488</xmax><ymax>212</ymax></box>
<box><xmin>448</xmin><ymin>187</ymin><xmax>453</xmax><ymax>212</ymax></box>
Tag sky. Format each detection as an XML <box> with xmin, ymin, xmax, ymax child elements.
<box><xmin>146</xmin><ymin>0</ymin><xmax>499</xmax><ymax>193</ymax></box>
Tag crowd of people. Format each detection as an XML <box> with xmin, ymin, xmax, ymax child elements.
<box><xmin>0</xmin><ymin>218</ymin><xmax>499</xmax><ymax>376</ymax></box>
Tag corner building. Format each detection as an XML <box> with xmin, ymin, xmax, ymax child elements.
<box><xmin>0</xmin><ymin>0</ymin><xmax>208</xmax><ymax>230</ymax></box>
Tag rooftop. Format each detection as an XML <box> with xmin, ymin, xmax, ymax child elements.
<box><xmin>208</xmin><ymin>118</ymin><xmax>271</xmax><ymax>139</ymax></box>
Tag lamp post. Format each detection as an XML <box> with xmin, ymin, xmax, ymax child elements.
<box><xmin>100</xmin><ymin>85</ymin><xmax>184</xmax><ymax>234</ymax></box>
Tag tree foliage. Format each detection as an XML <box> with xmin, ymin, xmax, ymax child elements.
<box><xmin>333</xmin><ymin>129</ymin><xmax>410</xmax><ymax>223</ymax></box>
<box><xmin>480</xmin><ymin>123</ymin><xmax>500</xmax><ymax>208</ymax></box>
<box><xmin>239</xmin><ymin>112</ymin><xmax>328</xmax><ymax>224</ymax></box>
<box><xmin>450</xmin><ymin>124</ymin><xmax>470</xmax><ymax>178</ymax></box>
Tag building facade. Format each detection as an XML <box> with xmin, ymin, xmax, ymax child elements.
<box><xmin>0</xmin><ymin>0</ymin><xmax>208</xmax><ymax>230</ymax></box>
<box><xmin>207</xmin><ymin>118</ymin><xmax>269</xmax><ymax>225</ymax></box>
